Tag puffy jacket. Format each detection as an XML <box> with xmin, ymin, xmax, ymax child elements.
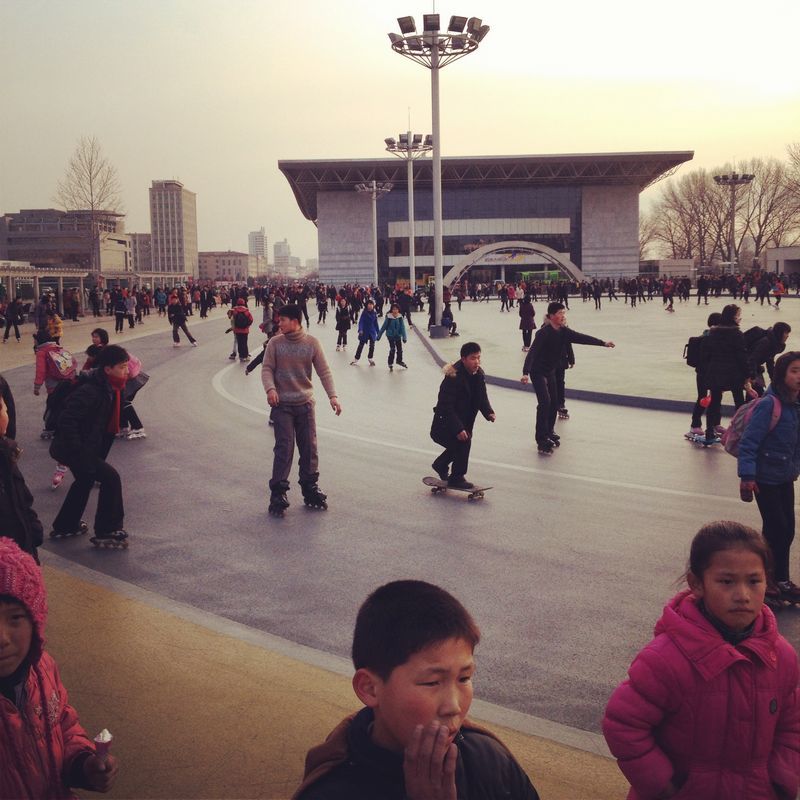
<box><xmin>603</xmin><ymin>590</ymin><xmax>799</xmax><ymax>800</ymax></box>
<box><xmin>701</xmin><ymin>325</ymin><xmax>748</xmax><ymax>390</ymax></box>
<box><xmin>0</xmin><ymin>653</ymin><xmax>96</xmax><ymax>799</ymax></box>
<box><xmin>49</xmin><ymin>370</ymin><xmax>113</xmax><ymax>473</ymax></box>
<box><xmin>357</xmin><ymin>309</ymin><xmax>379</xmax><ymax>340</ymax></box>
<box><xmin>518</xmin><ymin>301</ymin><xmax>536</xmax><ymax>330</ymax></box>
<box><xmin>431</xmin><ymin>361</ymin><xmax>494</xmax><ymax>442</ymax></box>
<box><xmin>293</xmin><ymin>707</ymin><xmax>539</xmax><ymax>800</ymax></box>
<box><xmin>0</xmin><ymin>437</ymin><xmax>44</xmax><ymax>560</ymax></box>
<box><xmin>167</xmin><ymin>300</ymin><xmax>186</xmax><ymax>325</ymax></box>
<box><xmin>229</xmin><ymin>302</ymin><xmax>253</xmax><ymax>333</ymax></box>
<box><xmin>738</xmin><ymin>387</ymin><xmax>800</xmax><ymax>485</ymax></box>
<box><xmin>34</xmin><ymin>343</ymin><xmax>77</xmax><ymax>393</ymax></box>
<box><xmin>377</xmin><ymin>315</ymin><xmax>406</xmax><ymax>341</ymax></box>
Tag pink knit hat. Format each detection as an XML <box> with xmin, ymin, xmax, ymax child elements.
<box><xmin>0</xmin><ymin>538</ymin><xmax>47</xmax><ymax>655</ymax></box>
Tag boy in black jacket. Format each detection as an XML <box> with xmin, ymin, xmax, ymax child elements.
<box><xmin>49</xmin><ymin>345</ymin><xmax>131</xmax><ymax>547</ymax></box>
<box><xmin>430</xmin><ymin>341</ymin><xmax>495</xmax><ymax>490</ymax></box>
<box><xmin>521</xmin><ymin>302</ymin><xmax>614</xmax><ymax>454</ymax></box>
<box><xmin>293</xmin><ymin>581</ymin><xmax>540</xmax><ymax>800</ymax></box>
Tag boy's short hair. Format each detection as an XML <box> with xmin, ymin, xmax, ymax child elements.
<box><xmin>352</xmin><ymin>580</ymin><xmax>480</xmax><ymax>680</ymax></box>
<box><xmin>460</xmin><ymin>341</ymin><xmax>481</xmax><ymax>359</ymax></box>
<box><xmin>547</xmin><ymin>301</ymin><xmax>565</xmax><ymax>315</ymax></box>
<box><xmin>279</xmin><ymin>304</ymin><xmax>303</xmax><ymax>323</ymax></box>
<box><xmin>96</xmin><ymin>344</ymin><xmax>129</xmax><ymax>369</ymax></box>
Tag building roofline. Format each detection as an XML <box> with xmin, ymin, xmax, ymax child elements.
<box><xmin>279</xmin><ymin>151</ymin><xmax>694</xmax><ymax>222</ymax></box>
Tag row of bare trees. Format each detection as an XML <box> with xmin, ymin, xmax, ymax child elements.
<box><xmin>641</xmin><ymin>146</ymin><xmax>800</xmax><ymax>267</ymax></box>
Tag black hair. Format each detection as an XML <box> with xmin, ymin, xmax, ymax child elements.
<box><xmin>91</xmin><ymin>328</ymin><xmax>109</xmax><ymax>345</ymax></box>
<box><xmin>278</xmin><ymin>304</ymin><xmax>303</xmax><ymax>323</ymax></box>
<box><xmin>685</xmin><ymin>520</ymin><xmax>771</xmax><ymax>583</ymax></box>
<box><xmin>547</xmin><ymin>301</ymin><xmax>565</xmax><ymax>316</ymax></box>
<box><xmin>720</xmin><ymin>304</ymin><xmax>740</xmax><ymax>326</ymax></box>
<box><xmin>773</xmin><ymin>322</ymin><xmax>791</xmax><ymax>339</ymax></box>
<box><xmin>352</xmin><ymin>580</ymin><xmax>480</xmax><ymax>680</ymax></box>
<box><xmin>707</xmin><ymin>312</ymin><xmax>723</xmax><ymax>327</ymax></box>
<box><xmin>460</xmin><ymin>341</ymin><xmax>481</xmax><ymax>359</ymax></box>
<box><xmin>95</xmin><ymin>344</ymin><xmax>129</xmax><ymax>369</ymax></box>
<box><xmin>772</xmin><ymin>350</ymin><xmax>800</xmax><ymax>403</ymax></box>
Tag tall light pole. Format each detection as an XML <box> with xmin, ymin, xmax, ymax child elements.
<box><xmin>385</xmin><ymin>132</ymin><xmax>433</xmax><ymax>291</ymax></box>
<box><xmin>713</xmin><ymin>171</ymin><xmax>754</xmax><ymax>273</ymax></box>
<box><xmin>355</xmin><ymin>180</ymin><xmax>393</xmax><ymax>286</ymax></box>
<box><xmin>389</xmin><ymin>13</ymin><xmax>489</xmax><ymax>332</ymax></box>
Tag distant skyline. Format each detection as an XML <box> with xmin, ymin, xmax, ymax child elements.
<box><xmin>2</xmin><ymin>0</ymin><xmax>798</xmax><ymax>263</ymax></box>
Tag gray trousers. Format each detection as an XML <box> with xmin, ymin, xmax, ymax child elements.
<box><xmin>270</xmin><ymin>402</ymin><xmax>319</xmax><ymax>488</ymax></box>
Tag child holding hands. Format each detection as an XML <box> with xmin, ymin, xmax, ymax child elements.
<box><xmin>603</xmin><ymin>521</ymin><xmax>799</xmax><ymax>799</ymax></box>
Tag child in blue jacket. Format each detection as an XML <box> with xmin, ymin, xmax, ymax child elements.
<box><xmin>351</xmin><ymin>300</ymin><xmax>380</xmax><ymax>366</ymax></box>
<box><xmin>377</xmin><ymin>303</ymin><xmax>408</xmax><ymax>371</ymax></box>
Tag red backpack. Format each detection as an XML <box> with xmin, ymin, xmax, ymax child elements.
<box><xmin>721</xmin><ymin>395</ymin><xmax>781</xmax><ymax>457</ymax></box>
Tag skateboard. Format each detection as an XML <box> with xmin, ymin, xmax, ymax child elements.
<box><xmin>423</xmin><ymin>477</ymin><xmax>492</xmax><ymax>501</ymax></box>
<box><xmin>684</xmin><ymin>432</ymin><xmax>721</xmax><ymax>447</ymax></box>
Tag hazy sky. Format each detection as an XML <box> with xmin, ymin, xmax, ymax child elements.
<box><xmin>2</xmin><ymin>0</ymin><xmax>798</xmax><ymax>262</ymax></box>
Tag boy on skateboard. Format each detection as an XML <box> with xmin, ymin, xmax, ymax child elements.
<box><xmin>430</xmin><ymin>341</ymin><xmax>495</xmax><ymax>490</ymax></box>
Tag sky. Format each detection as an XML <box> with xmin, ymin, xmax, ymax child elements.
<box><xmin>1</xmin><ymin>0</ymin><xmax>798</xmax><ymax>263</ymax></box>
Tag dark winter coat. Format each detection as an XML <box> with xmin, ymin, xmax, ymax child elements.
<box><xmin>522</xmin><ymin>325</ymin><xmax>605</xmax><ymax>377</ymax></box>
<box><xmin>0</xmin><ymin>373</ymin><xmax>16</xmax><ymax>440</ymax></box>
<box><xmin>293</xmin><ymin>707</ymin><xmax>539</xmax><ymax>800</ymax></box>
<box><xmin>167</xmin><ymin>301</ymin><xmax>186</xmax><ymax>325</ymax></box>
<box><xmin>49</xmin><ymin>371</ymin><xmax>114</xmax><ymax>473</ymax></box>
<box><xmin>335</xmin><ymin>305</ymin><xmax>352</xmax><ymax>332</ymax></box>
<box><xmin>518</xmin><ymin>300</ymin><xmax>536</xmax><ymax>331</ymax></box>
<box><xmin>430</xmin><ymin>361</ymin><xmax>494</xmax><ymax>443</ymax></box>
<box><xmin>748</xmin><ymin>328</ymin><xmax>787</xmax><ymax>382</ymax></box>
<box><xmin>701</xmin><ymin>325</ymin><xmax>749</xmax><ymax>390</ymax></box>
<box><xmin>0</xmin><ymin>437</ymin><xmax>43</xmax><ymax>561</ymax></box>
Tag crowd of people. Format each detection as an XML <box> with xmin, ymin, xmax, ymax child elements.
<box><xmin>0</xmin><ymin>269</ymin><xmax>798</xmax><ymax>798</ymax></box>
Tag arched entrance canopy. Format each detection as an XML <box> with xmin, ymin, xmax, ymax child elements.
<box><xmin>443</xmin><ymin>241</ymin><xmax>586</xmax><ymax>289</ymax></box>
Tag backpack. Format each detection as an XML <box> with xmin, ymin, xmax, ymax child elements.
<box><xmin>43</xmin><ymin>379</ymin><xmax>79</xmax><ymax>432</ymax></box>
<box><xmin>721</xmin><ymin>395</ymin><xmax>781</xmax><ymax>457</ymax></box>
<box><xmin>233</xmin><ymin>309</ymin><xmax>250</xmax><ymax>328</ymax></box>
<box><xmin>48</xmin><ymin>347</ymin><xmax>77</xmax><ymax>381</ymax></box>
<box><xmin>742</xmin><ymin>325</ymin><xmax>768</xmax><ymax>352</ymax></box>
<box><xmin>683</xmin><ymin>336</ymin><xmax>704</xmax><ymax>368</ymax></box>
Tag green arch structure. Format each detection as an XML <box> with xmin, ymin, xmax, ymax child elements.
<box><xmin>443</xmin><ymin>240</ymin><xmax>586</xmax><ymax>289</ymax></box>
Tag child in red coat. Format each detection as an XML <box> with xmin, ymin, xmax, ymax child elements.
<box><xmin>603</xmin><ymin>521</ymin><xmax>799</xmax><ymax>799</ymax></box>
<box><xmin>0</xmin><ymin>538</ymin><xmax>120</xmax><ymax>797</ymax></box>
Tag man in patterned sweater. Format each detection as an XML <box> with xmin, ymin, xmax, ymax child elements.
<box><xmin>261</xmin><ymin>304</ymin><xmax>342</xmax><ymax>515</ymax></box>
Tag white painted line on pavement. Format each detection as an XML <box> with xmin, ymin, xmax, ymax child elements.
<box><xmin>211</xmin><ymin>365</ymin><xmax>741</xmax><ymax>506</ymax></box>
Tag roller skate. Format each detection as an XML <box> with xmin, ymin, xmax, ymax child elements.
<box><xmin>368</xmin><ymin>359</ymin><xmax>375</xmax><ymax>366</ymax></box>
<box><xmin>764</xmin><ymin>583</ymin><xmax>784</xmax><ymax>610</ymax></box>
<box><xmin>126</xmin><ymin>428</ymin><xmax>147</xmax><ymax>439</ymax></box>
<box><xmin>116</xmin><ymin>426</ymin><xmax>131</xmax><ymax>439</ymax></box>
<box><xmin>301</xmin><ymin>477</ymin><xmax>328</xmax><ymax>510</ymax></box>
<box><xmin>50</xmin><ymin>521</ymin><xmax>89</xmax><ymax>539</ymax></box>
<box><xmin>557</xmin><ymin>407</ymin><xmax>569</xmax><ymax>420</ymax></box>
<box><xmin>51</xmin><ymin>465</ymin><xmax>68</xmax><ymax>490</ymax></box>
<box><xmin>268</xmin><ymin>481</ymin><xmax>290</xmax><ymax>517</ymax></box>
<box><xmin>90</xmin><ymin>530</ymin><xmax>129</xmax><ymax>549</ymax></box>
<box><xmin>397</xmin><ymin>361</ymin><xmax>408</xmax><ymax>369</ymax></box>
<box><xmin>777</xmin><ymin>581</ymin><xmax>800</xmax><ymax>606</ymax></box>
<box><xmin>547</xmin><ymin>433</ymin><xmax>561</xmax><ymax>447</ymax></box>
<box><xmin>40</xmin><ymin>429</ymin><xmax>54</xmax><ymax>440</ymax></box>
<box><xmin>537</xmin><ymin>440</ymin><xmax>554</xmax><ymax>455</ymax></box>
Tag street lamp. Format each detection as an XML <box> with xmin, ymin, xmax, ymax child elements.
<box><xmin>385</xmin><ymin>132</ymin><xmax>433</xmax><ymax>292</ymax></box>
<box><xmin>713</xmin><ymin>171</ymin><xmax>754</xmax><ymax>274</ymax></box>
<box><xmin>388</xmin><ymin>13</ymin><xmax>489</xmax><ymax>332</ymax></box>
<box><xmin>355</xmin><ymin>180</ymin><xmax>394</xmax><ymax>286</ymax></box>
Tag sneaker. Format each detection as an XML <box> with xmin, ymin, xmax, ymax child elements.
<box><xmin>688</xmin><ymin>426</ymin><xmax>703</xmax><ymax>436</ymax></box>
<box><xmin>229</xmin><ymin>353</ymin><xmax>237</xmax><ymax>360</ymax></box>
<box><xmin>191</xmin><ymin>341</ymin><xmax>198</xmax><ymax>347</ymax></box>
<box><xmin>336</xmin><ymin>345</ymin><xmax>341</xmax><ymax>351</ymax></box>
<box><xmin>350</xmin><ymin>360</ymin><xmax>359</xmax><ymax>366</ymax></box>
<box><xmin>173</xmin><ymin>342</ymin><xmax>181</xmax><ymax>347</ymax></box>
<box><xmin>368</xmin><ymin>359</ymin><xmax>375</xmax><ymax>366</ymax></box>
<box><xmin>389</xmin><ymin>364</ymin><xmax>393</xmax><ymax>371</ymax></box>
<box><xmin>447</xmin><ymin>476</ymin><xmax>475</xmax><ymax>490</ymax></box>
<box><xmin>714</xmin><ymin>425</ymin><xmax>726</xmax><ymax>436</ymax></box>
<box><xmin>116</xmin><ymin>427</ymin><xmax>131</xmax><ymax>439</ymax></box>
<box><xmin>127</xmin><ymin>429</ymin><xmax>147</xmax><ymax>439</ymax></box>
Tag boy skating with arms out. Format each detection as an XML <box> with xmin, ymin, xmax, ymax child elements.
<box><xmin>293</xmin><ymin>580</ymin><xmax>540</xmax><ymax>800</ymax></box>
<box><xmin>262</xmin><ymin>305</ymin><xmax>341</xmax><ymax>515</ymax></box>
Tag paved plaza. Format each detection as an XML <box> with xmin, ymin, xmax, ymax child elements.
<box><xmin>1</xmin><ymin>294</ymin><xmax>798</xmax><ymax>799</ymax></box>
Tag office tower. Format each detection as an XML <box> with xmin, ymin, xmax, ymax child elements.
<box><xmin>248</xmin><ymin>227</ymin><xmax>268</xmax><ymax>259</ymax></box>
<box><xmin>149</xmin><ymin>180</ymin><xmax>198</xmax><ymax>283</ymax></box>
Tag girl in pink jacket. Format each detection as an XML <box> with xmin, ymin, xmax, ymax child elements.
<box><xmin>603</xmin><ymin>521</ymin><xmax>799</xmax><ymax>800</ymax></box>
<box><xmin>0</xmin><ymin>538</ymin><xmax>119</xmax><ymax>798</ymax></box>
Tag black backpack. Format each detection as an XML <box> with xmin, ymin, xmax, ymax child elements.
<box><xmin>683</xmin><ymin>336</ymin><xmax>704</xmax><ymax>368</ymax></box>
<box><xmin>742</xmin><ymin>325</ymin><xmax>768</xmax><ymax>352</ymax></box>
<box><xmin>43</xmin><ymin>379</ymin><xmax>79</xmax><ymax>432</ymax></box>
<box><xmin>233</xmin><ymin>310</ymin><xmax>249</xmax><ymax>328</ymax></box>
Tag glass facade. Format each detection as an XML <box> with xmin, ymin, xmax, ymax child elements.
<box><xmin>378</xmin><ymin>185</ymin><xmax>582</xmax><ymax>285</ymax></box>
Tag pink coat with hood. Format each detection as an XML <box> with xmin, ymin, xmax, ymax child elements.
<box><xmin>603</xmin><ymin>590</ymin><xmax>799</xmax><ymax>800</ymax></box>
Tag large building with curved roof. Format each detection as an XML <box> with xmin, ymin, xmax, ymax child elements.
<box><xmin>279</xmin><ymin>151</ymin><xmax>692</xmax><ymax>287</ymax></box>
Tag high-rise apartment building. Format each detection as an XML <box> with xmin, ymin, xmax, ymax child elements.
<box><xmin>149</xmin><ymin>180</ymin><xmax>198</xmax><ymax>284</ymax></box>
<box><xmin>273</xmin><ymin>238</ymin><xmax>291</xmax><ymax>275</ymax></box>
<box><xmin>248</xmin><ymin>227</ymin><xmax>268</xmax><ymax>259</ymax></box>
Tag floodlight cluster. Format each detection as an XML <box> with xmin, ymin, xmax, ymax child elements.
<box><xmin>388</xmin><ymin>14</ymin><xmax>489</xmax><ymax>67</ymax></box>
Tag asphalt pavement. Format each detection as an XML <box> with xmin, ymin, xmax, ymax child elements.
<box><xmin>2</xmin><ymin>299</ymin><xmax>798</xmax><ymax>799</ymax></box>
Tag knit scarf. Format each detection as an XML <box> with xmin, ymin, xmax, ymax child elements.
<box><xmin>106</xmin><ymin>374</ymin><xmax>127</xmax><ymax>434</ymax></box>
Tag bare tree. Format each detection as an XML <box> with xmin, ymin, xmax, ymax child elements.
<box><xmin>638</xmin><ymin>210</ymin><xmax>659</xmax><ymax>260</ymax></box>
<box><xmin>54</xmin><ymin>136</ymin><xmax>123</xmax><ymax>275</ymax></box>
<box><xmin>787</xmin><ymin>142</ymin><xmax>800</xmax><ymax>201</ymax></box>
